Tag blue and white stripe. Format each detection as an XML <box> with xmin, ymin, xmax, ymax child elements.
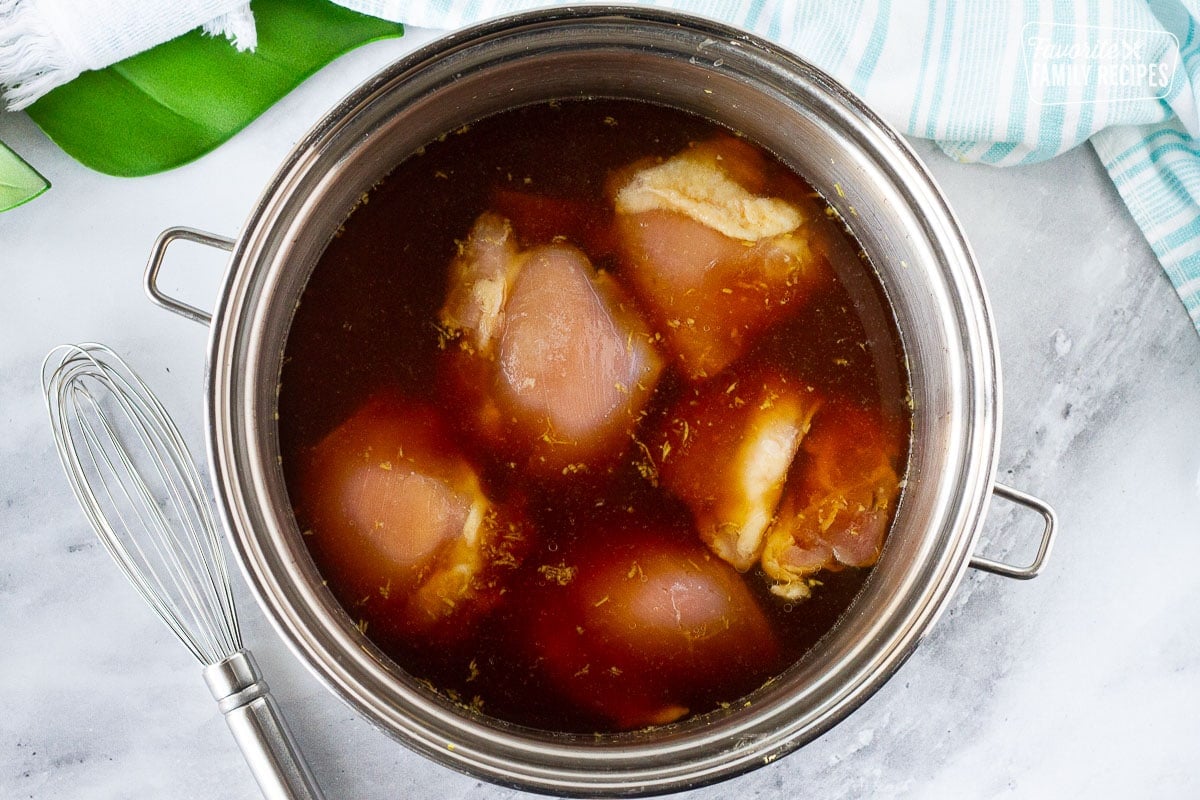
<box><xmin>334</xmin><ymin>0</ymin><xmax>1200</xmax><ymax>333</ymax></box>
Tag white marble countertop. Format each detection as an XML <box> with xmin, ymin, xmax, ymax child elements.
<box><xmin>3</xmin><ymin>29</ymin><xmax>1199</xmax><ymax>800</ymax></box>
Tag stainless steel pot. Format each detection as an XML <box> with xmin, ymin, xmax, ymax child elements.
<box><xmin>144</xmin><ymin>6</ymin><xmax>1057</xmax><ymax>796</ymax></box>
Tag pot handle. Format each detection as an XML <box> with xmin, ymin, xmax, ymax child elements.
<box><xmin>144</xmin><ymin>226</ymin><xmax>236</xmax><ymax>326</ymax></box>
<box><xmin>969</xmin><ymin>482</ymin><xmax>1057</xmax><ymax>580</ymax></box>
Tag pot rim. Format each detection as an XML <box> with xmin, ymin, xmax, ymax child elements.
<box><xmin>201</xmin><ymin>5</ymin><xmax>1001</xmax><ymax>796</ymax></box>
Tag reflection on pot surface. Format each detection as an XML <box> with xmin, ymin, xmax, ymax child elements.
<box><xmin>277</xmin><ymin>99</ymin><xmax>911</xmax><ymax>734</ymax></box>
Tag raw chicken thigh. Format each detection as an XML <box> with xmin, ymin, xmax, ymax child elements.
<box><xmin>761</xmin><ymin>401</ymin><xmax>903</xmax><ymax>600</ymax></box>
<box><xmin>523</xmin><ymin>523</ymin><xmax>780</xmax><ymax>730</ymax></box>
<box><xmin>440</xmin><ymin>212</ymin><xmax>664</xmax><ymax>472</ymax></box>
<box><xmin>653</xmin><ymin>368</ymin><xmax>821</xmax><ymax>570</ymax></box>
<box><xmin>612</xmin><ymin>136</ymin><xmax>831</xmax><ymax>379</ymax></box>
<box><xmin>298</xmin><ymin>394</ymin><xmax>527</xmax><ymax>639</ymax></box>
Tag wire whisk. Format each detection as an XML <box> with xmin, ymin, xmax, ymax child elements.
<box><xmin>43</xmin><ymin>343</ymin><xmax>324</xmax><ymax>800</ymax></box>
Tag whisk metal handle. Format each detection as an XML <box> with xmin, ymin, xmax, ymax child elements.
<box><xmin>204</xmin><ymin>650</ymin><xmax>326</xmax><ymax>800</ymax></box>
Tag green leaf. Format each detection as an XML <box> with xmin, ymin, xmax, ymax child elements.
<box><xmin>0</xmin><ymin>139</ymin><xmax>49</xmax><ymax>211</ymax></box>
<box><xmin>25</xmin><ymin>0</ymin><xmax>403</xmax><ymax>177</ymax></box>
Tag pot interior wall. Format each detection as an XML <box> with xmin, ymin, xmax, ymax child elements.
<box><xmin>215</xmin><ymin>9</ymin><xmax>996</xmax><ymax>794</ymax></box>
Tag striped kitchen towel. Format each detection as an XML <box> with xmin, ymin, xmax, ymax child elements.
<box><xmin>335</xmin><ymin>0</ymin><xmax>1200</xmax><ymax>334</ymax></box>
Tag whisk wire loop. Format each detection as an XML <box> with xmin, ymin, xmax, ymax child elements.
<box><xmin>42</xmin><ymin>343</ymin><xmax>241</xmax><ymax>665</ymax></box>
<box><xmin>43</xmin><ymin>342</ymin><xmax>325</xmax><ymax>800</ymax></box>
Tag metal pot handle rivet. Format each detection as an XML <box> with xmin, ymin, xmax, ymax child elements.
<box><xmin>144</xmin><ymin>226</ymin><xmax>236</xmax><ymax>326</ymax></box>
<box><xmin>969</xmin><ymin>482</ymin><xmax>1057</xmax><ymax>580</ymax></box>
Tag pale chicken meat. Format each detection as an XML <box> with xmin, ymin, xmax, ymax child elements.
<box><xmin>439</xmin><ymin>212</ymin><xmax>521</xmax><ymax>358</ymax></box>
<box><xmin>615</xmin><ymin>138</ymin><xmax>801</xmax><ymax>240</ymax></box>
<box><xmin>522</xmin><ymin>523</ymin><xmax>780</xmax><ymax>730</ymax></box>
<box><xmin>299</xmin><ymin>394</ymin><xmax>527</xmax><ymax>639</ymax></box>
<box><xmin>612</xmin><ymin>136</ymin><xmax>832</xmax><ymax>379</ymax></box>
<box><xmin>653</xmin><ymin>368</ymin><xmax>821</xmax><ymax>570</ymax></box>
<box><xmin>440</xmin><ymin>212</ymin><xmax>664</xmax><ymax>471</ymax></box>
<box><xmin>761</xmin><ymin>401</ymin><xmax>903</xmax><ymax>600</ymax></box>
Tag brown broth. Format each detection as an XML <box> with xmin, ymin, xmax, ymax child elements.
<box><xmin>278</xmin><ymin>99</ymin><xmax>910</xmax><ymax>734</ymax></box>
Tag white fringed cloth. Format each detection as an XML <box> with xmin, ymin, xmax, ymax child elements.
<box><xmin>0</xmin><ymin>0</ymin><xmax>255</xmax><ymax>109</ymax></box>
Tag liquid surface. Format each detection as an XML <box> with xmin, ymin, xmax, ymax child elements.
<box><xmin>278</xmin><ymin>100</ymin><xmax>910</xmax><ymax>733</ymax></box>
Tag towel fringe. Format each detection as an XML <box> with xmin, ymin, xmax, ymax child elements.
<box><xmin>203</xmin><ymin>4</ymin><xmax>257</xmax><ymax>52</ymax></box>
<box><xmin>0</xmin><ymin>0</ymin><xmax>256</xmax><ymax>110</ymax></box>
<box><xmin>0</xmin><ymin>0</ymin><xmax>82</xmax><ymax>110</ymax></box>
